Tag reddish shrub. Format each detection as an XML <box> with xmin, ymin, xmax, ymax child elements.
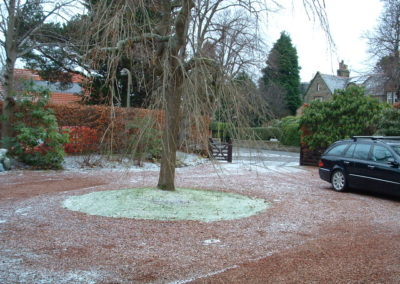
<box><xmin>1</xmin><ymin>101</ymin><xmax>210</xmax><ymax>153</ymax></box>
<box><xmin>62</xmin><ymin>126</ymin><xmax>99</xmax><ymax>154</ymax></box>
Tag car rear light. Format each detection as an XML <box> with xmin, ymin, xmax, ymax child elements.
<box><xmin>318</xmin><ymin>160</ymin><xmax>324</xmax><ymax>167</ymax></box>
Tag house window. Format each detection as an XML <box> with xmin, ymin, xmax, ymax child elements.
<box><xmin>387</xmin><ymin>92</ymin><xmax>397</xmax><ymax>104</ymax></box>
<box><xmin>314</xmin><ymin>96</ymin><xmax>323</xmax><ymax>102</ymax></box>
<box><xmin>317</xmin><ymin>83</ymin><xmax>321</xmax><ymax>91</ymax></box>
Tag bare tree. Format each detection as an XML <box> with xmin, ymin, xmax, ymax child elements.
<box><xmin>84</xmin><ymin>0</ymin><xmax>271</xmax><ymax>190</ymax></box>
<box><xmin>188</xmin><ymin>0</ymin><xmax>269</xmax><ymax>77</ymax></box>
<box><xmin>0</xmin><ymin>0</ymin><xmax>76</xmax><ymax>146</ymax></box>
<box><xmin>366</xmin><ymin>0</ymin><xmax>400</xmax><ymax>100</ymax></box>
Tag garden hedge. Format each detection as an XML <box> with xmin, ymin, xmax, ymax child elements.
<box><xmin>1</xmin><ymin>102</ymin><xmax>210</xmax><ymax>154</ymax></box>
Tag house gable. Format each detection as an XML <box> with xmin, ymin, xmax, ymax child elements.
<box><xmin>304</xmin><ymin>61</ymin><xmax>352</xmax><ymax>103</ymax></box>
<box><xmin>304</xmin><ymin>72</ymin><xmax>334</xmax><ymax>103</ymax></box>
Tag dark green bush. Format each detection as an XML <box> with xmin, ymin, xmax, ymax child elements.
<box><xmin>300</xmin><ymin>86</ymin><xmax>385</xmax><ymax>149</ymax></box>
<box><xmin>376</xmin><ymin>107</ymin><xmax>400</xmax><ymax>136</ymax></box>
<box><xmin>7</xmin><ymin>82</ymin><xmax>68</xmax><ymax>169</ymax></box>
<box><xmin>280</xmin><ymin>116</ymin><xmax>300</xmax><ymax>146</ymax></box>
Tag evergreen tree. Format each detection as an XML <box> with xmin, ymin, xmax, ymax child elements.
<box><xmin>260</xmin><ymin>32</ymin><xmax>301</xmax><ymax>116</ymax></box>
<box><xmin>22</xmin><ymin>0</ymin><xmax>157</xmax><ymax>108</ymax></box>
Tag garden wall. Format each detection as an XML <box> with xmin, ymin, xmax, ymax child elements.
<box><xmin>299</xmin><ymin>145</ymin><xmax>325</xmax><ymax>166</ymax></box>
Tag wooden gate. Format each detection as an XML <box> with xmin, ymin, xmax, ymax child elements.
<box><xmin>208</xmin><ymin>138</ymin><xmax>233</xmax><ymax>163</ymax></box>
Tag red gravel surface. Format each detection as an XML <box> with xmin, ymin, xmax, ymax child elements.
<box><xmin>0</xmin><ymin>165</ymin><xmax>399</xmax><ymax>283</ymax></box>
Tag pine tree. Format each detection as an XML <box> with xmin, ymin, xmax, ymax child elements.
<box><xmin>260</xmin><ymin>32</ymin><xmax>301</xmax><ymax>116</ymax></box>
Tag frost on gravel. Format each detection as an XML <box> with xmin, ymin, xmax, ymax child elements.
<box><xmin>62</xmin><ymin>151</ymin><xmax>208</xmax><ymax>172</ymax></box>
<box><xmin>0</xmin><ymin>250</ymin><xmax>105</xmax><ymax>284</ymax></box>
<box><xmin>61</xmin><ymin>148</ymin><xmax>301</xmax><ymax>175</ymax></box>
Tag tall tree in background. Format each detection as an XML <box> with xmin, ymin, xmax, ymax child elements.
<box><xmin>367</xmin><ymin>0</ymin><xmax>400</xmax><ymax>101</ymax></box>
<box><xmin>0</xmin><ymin>0</ymin><xmax>75</xmax><ymax>147</ymax></box>
<box><xmin>22</xmin><ymin>16</ymin><xmax>87</xmax><ymax>85</ymax></box>
<box><xmin>260</xmin><ymin>31</ymin><xmax>301</xmax><ymax>117</ymax></box>
<box><xmin>19</xmin><ymin>1</ymin><xmax>149</xmax><ymax>108</ymax></box>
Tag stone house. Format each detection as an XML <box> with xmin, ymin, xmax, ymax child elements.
<box><xmin>304</xmin><ymin>61</ymin><xmax>398</xmax><ymax>104</ymax></box>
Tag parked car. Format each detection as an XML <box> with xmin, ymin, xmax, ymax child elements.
<box><xmin>319</xmin><ymin>136</ymin><xmax>400</xmax><ymax>196</ymax></box>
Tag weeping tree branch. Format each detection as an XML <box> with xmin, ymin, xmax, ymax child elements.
<box><xmin>82</xmin><ymin>0</ymin><xmax>330</xmax><ymax>191</ymax></box>
<box><xmin>99</xmin><ymin>33</ymin><xmax>171</xmax><ymax>52</ymax></box>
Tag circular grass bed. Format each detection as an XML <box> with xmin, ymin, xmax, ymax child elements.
<box><xmin>63</xmin><ymin>188</ymin><xmax>269</xmax><ymax>222</ymax></box>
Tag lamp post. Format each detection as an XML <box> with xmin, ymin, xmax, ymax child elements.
<box><xmin>120</xmin><ymin>68</ymin><xmax>132</xmax><ymax>107</ymax></box>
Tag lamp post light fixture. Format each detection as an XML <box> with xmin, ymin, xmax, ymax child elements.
<box><xmin>120</xmin><ymin>68</ymin><xmax>132</xmax><ymax>107</ymax></box>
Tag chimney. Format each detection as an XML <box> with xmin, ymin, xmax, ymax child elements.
<box><xmin>337</xmin><ymin>60</ymin><xmax>350</xmax><ymax>77</ymax></box>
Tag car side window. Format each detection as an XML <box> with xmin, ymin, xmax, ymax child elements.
<box><xmin>391</xmin><ymin>145</ymin><xmax>400</xmax><ymax>156</ymax></box>
<box><xmin>372</xmin><ymin>145</ymin><xmax>393</xmax><ymax>163</ymax></box>
<box><xmin>326</xmin><ymin>144</ymin><xmax>348</xmax><ymax>156</ymax></box>
<box><xmin>353</xmin><ymin>144</ymin><xmax>371</xmax><ymax>160</ymax></box>
<box><xmin>344</xmin><ymin>144</ymin><xmax>356</xmax><ymax>158</ymax></box>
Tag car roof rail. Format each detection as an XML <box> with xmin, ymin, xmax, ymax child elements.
<box><xmin>352</xmin><ymin>136</ymin><xmax>400</xmax><ymax>141</ymax></box>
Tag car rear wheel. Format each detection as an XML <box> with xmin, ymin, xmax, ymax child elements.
<box><xmin>331</xmin><ymin>170</ymin><xmax>347</xmax><ymax>192</ymax></box>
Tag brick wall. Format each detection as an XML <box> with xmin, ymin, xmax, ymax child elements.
<box><xmin>299</xmin><ymin>125</ymin><xmax>326</xmax><ymax>166</ymax></box>
<box><xmin>299</xmin><ymin>145</ymin><xmax>325</xmax><ymax>166</ymax></box>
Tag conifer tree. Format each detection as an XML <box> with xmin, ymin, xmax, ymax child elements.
<box><xmin>260</xmin><ymin>31</ymin><xmax>301</xmax><ymax>116</ymax></box>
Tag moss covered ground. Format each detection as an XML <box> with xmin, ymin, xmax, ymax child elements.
<box><xmin>63</xmin><ymin>188</ymin><xmax>269</xmax><ymax>222</ymax></box>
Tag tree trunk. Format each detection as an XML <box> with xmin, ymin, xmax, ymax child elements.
<box><xmin>1</xmin><ymin>0</ymin><xmax>17</xmax><ymax>148</ymax></box>
<box><xmin>157</xmin><ymin>85</ymin><xmax>182</xmax><ymax>191</ymax></box>
<box><xmin>1</xmin><ymin>52</ymin><xmax>17</xmax><ymax>149</ymax></box>
<box><xmin>156</xmin><ymin>0</ymin><xmax>193</xmax><ymax>190</ymax></box>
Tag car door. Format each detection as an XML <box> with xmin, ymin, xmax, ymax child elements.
<box><xmin>367</xmin><ymin>145</ymin><xmax>400</xmax><ymax>194</ymax></box>
<box><xmin>346</xmin><ymin>143</ymin><xmax>373</xmax><ymax>190</ymax></box>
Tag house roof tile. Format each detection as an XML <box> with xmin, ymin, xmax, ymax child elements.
<box><xmin>320</xmin><ymin>74</ymin><xmax>349</xmax><ymax>93</ymax></box>
<box><xmin>0</xmin><ymin>69</ymin><xmax>84</xmax><ymax>104</ymax></box>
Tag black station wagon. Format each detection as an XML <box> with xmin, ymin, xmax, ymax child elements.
<box><xmin>319</xmin><ymin>136</ymin><xmax>400</xmax><ymax>196</ymax></box>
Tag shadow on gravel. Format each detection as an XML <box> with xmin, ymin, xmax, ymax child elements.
<box><xmin>349</xmin><ymin>189</ymin><xmax>400</xmax><ymax>202</ymax></box>
<box><xmin>316</xmin><ymin>183</ymin><xmax>400</xmax><ymax>202</ymax></box>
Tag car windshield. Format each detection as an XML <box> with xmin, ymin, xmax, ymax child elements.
<box><xmin>390</xmin><ymin>144</ymin><xmax>400</xmax><ymax>156</ymax></box>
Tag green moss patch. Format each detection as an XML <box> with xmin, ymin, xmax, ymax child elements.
<box><xmin>63</xmin><ymin>188</ymin><xmax>269</xmax><ymax>222</ymax></box>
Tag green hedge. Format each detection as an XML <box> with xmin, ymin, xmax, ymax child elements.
<box><xmin>280</xmin><ymin>116</ymin><xmax>300</xmax><ymax>146</ymax></box>
<box><xmin>210</xmin><ymin>122</ymin><xmax>232</xmax><ymax>141</ymax></box>
<box><xmin>249</xmin><ymin>127</ymin><xmax>282</xmax><ymax>141</ymax></box>
<box><xmin>211</xmin><ymin>120</ymin><xmax>301</xmax><ymax>144</ymax></box>
<box><xmin>211</xmin><ymin>121</ymin><xmax>282</xmax><ymax>141</ymax></box>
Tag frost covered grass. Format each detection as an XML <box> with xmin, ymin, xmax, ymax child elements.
<box><xmin>63</xmin><ymin>188</ymin><xmax>269</xmax><ymax>222</ymax></box>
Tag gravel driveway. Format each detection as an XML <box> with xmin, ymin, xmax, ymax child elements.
<box><xmin>0</xmin><ymin>152</ymin><xmax>399</xmax><ymax>283</ymax></box>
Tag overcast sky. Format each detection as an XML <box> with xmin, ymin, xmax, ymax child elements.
<box><xmin>263</xmin><ymin>0</ymin><xmax>383</xmax><ymax>82</ymax></box>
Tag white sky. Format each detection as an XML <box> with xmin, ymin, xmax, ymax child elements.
<box><xmin>263</xmin><ymin>0</ymin><xmax>383</xmax><ymax>82</ymax></box>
